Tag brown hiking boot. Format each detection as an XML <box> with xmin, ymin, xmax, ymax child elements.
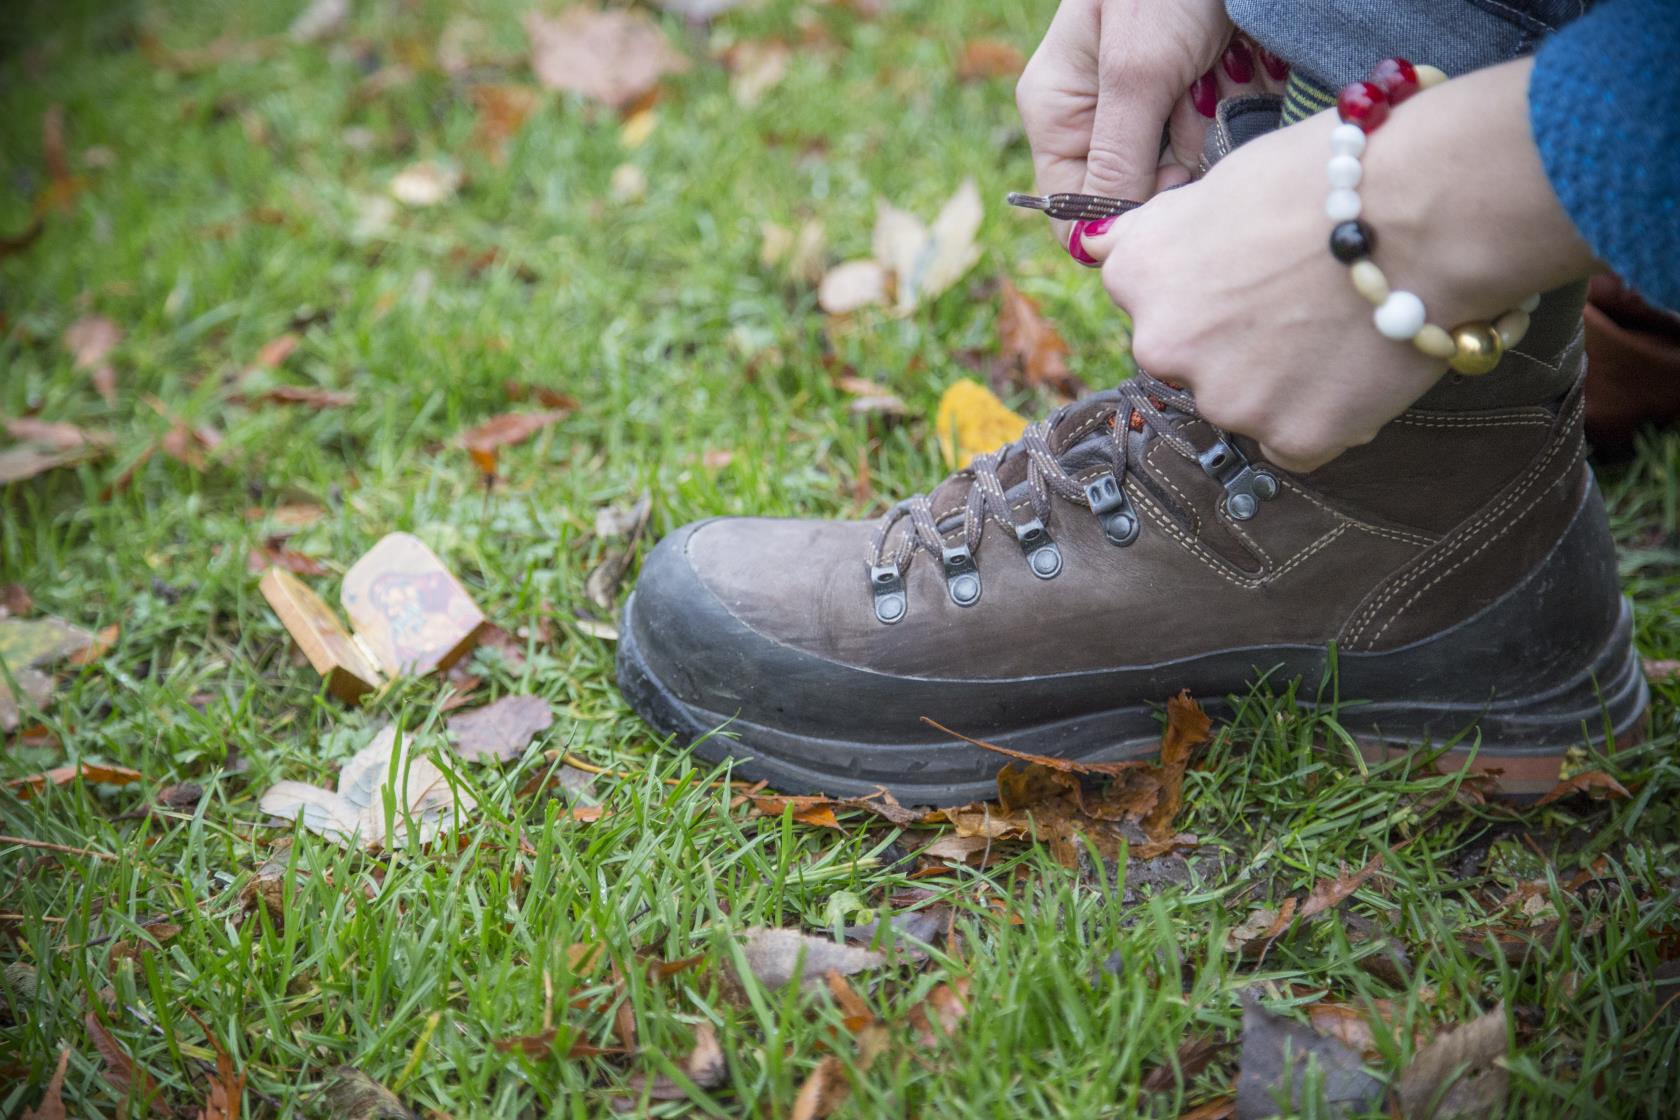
<box><xmin>617</xmin><ymin>310</ymin><xmax>1647</xmax><ymax>804</ymax></box>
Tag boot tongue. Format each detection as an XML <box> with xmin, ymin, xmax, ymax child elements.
<box><xmin>912</xmin><ymin>388</ymin><xmax>1127</xmax><ymax>537</ymax></box>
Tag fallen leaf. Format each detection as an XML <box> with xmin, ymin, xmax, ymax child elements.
<box><xmin>879</xmin><ymin>180</ymin><xmax>985</xmax><ymax>313</ymax></box>
<box><xmin>726</xmin><ymin>40</ymin><xmax>791</xmax><ymax>106</ymax></box>
<box><xmin>587</xmin><ymin>493</ymin><xmax>653</xmax><ymax>610</ymax></box>
<box><xmin>503</xmin><ymin>381</ymin><xmax>580</xmax><ymax>410</ymax></box>
<box><xmin>1644</xmin><ymin>658</ymin><xmax>1679</xmax><ymax>683</ymax></box>
<box><xmin>612</xmin><ymin>1022</ymin><xmax>726</xmax><ymax>1108</ymax></box>
<box><xmin>908</xmin><ymin>975</ymin><xmax>971</xmax><ymax>1046</ymax></box>
<box><xmin>843</xmin><ymin>907</ymin><xmax>950</xmax><ymax>954</ymax></box>
<box><xmin>0</xmin><ymin>444</ymin><xmax>94</xmax><ymax>484</ymax></box>
<box><xmin>261</xmin><ymin>385</ymin><xmax>358</xmax><ymax>407</ymax></box>
<box><xmin>957</xmin><ymin>38</ymin><xmax>1025</xmax><ymax>80</ymax></box>
<box><xmin>258</xmin><ymin>724</ymin><xmax>476</xmax><ymax>849</ymax></box>
<box><xmin>4</xmin><ymin>418</ymin><xmax>113</xmax><ymax>451</ymax></box>
<box><xmin>791</xmin><ymin>1054</ymin><xmax>848</xmax><ymax>1120</ymax></box>
<box><xmin>21</xmin><ymin>1046</ymin><xmax>69</xmax><ymax>1120</ymax></box>
<box><xmin>760</xmin><ymin>219</ymin><xmax>826</xmax><ymax>285</ymax></box>
<box><xmin>817</xmin><ymin>259</ymin><xmax>888</xmax><ymax>315</ymax></box>
<box><xmin>1535</xmin><ymin>770</ymin><xmax>1631</xmax><ymax>806</ymax></box>
<box><xmin>471</xmin><ymin>84</ymin><xmax>540</xmax><ymax>161</ymax></box>
<box><xmin>1298</xmin><ymin>854</ymin><xmax>1384</xmax><ymax>921</ymax></box>
<box><xmin>1143</xmin><ymin>690</ymin><xmax>1213</xmax><ymax>839</ymax></box>
<box><xmin>248</xmin><ymin>543</ymin><xmax>328</xmax><ymax>576</ymax></box>
<box><xmin>64</xmin><ymin>315</ymin><xmax>120</xmax><ymax>367</ymax></box>
<box><xmin>934</xmin><ymin>378</ymin><xmax>1027</xmax><ymax>469</ymax></box>
<box><xmin>447</xmin><ymin>695</ymin><xmax>553</xmax><ymax>761</ymax></box>
<box><xmin>609</xmin><ymin>162</ymin><xmax>648</xmax><ymax>203</ymax></box>
<box><xmin>289</xmin><ymin>0</ymin><xmax>350</xmax><ymax>43</ymax></box>
<box><xmin>619</xmin><ymin>108</ymin><xmax>659</xmax><ymax>148</ymax></box>
<box><xmin>321</xmin><ymin>1066</ymin><xmax>416</xmax><ymax>1120</ymax></box>
<box><xmin>87</xmin><ymin>1011</ymin><xmax>176</xmax><ymax>1116</ymax></box>
<box><xmin>1177</xmin><ymin>1099</ymin><xmax>1236</xmax><ymax>1120</ymax></box>
<box><xmin>1</xmin><ymin>583</ymin><xmax>32</xmax><ymax>616</ymax></box>
<box><xmin>1224</xmin><ymin>898</ymin><xmax>1297</xmax><ymax>954</ymax></box>
<box><xmin>245</xmin><ymin>503</ymin><xmax>324</xmax><ymax>534</ymax></box>
<box><xmin>5</xmin><ymin>761</ymin><xmax>145</xmax><ymax>799</ymax></box>
<box><xmin>1141</xmin><ymin>1035</ymin><xmax>1230</xmax><ymax>1095</ymax></box>
<box><xmin>1395</xmin><ymin>1003</ymin><xmax>1509</xmax><ymax>1120</ymax></box>
<box><xmin>525</xmin><ymin>9</ymin><xmax>689</xmax><ymax>110</ymax></box>
<box><xmin>192</xmin><ymin>1022</ymin><xmax>244</xmax><ymax>1120</ymax></box>
<box><xmin>251</xmin><ymin>332</ymin><xmax>301</xmax><ymax>370</ymax></box>
<box><xmin>67</xmin><ymin>622</ymin><xmax>118</xmax><ymax>666</ymax></box>
<box><xmin>736</xmin><ymin>928</ymin><xmax>885</xmax><ymax>992</ymax></box>
<box><xmin>458</xmin><ymin>409</ymin><xmax>568</xmax><ymax>476</ymax></box>
<box><xmin>390</xmin><ymin>160</ymin><xmax>461</xmax><ymax>207</ymax></box>
<box><xmin>1234</xmin><ymin>994</ymin><xmax>1382</xmax><ymax>1119</ymax></box>
<box><xmin>493</xmin><ymin>1029</ymin><xmax>628</xmax><ymax>1059</ymax></box>
<box><xmin>0</xmin><ymin>616</ymin><xmax>99</xmax><ymax>731</ymax></box>
<box><xmin>998</xmin><ymin>279</ymin><xmax>1081</xmax><ymax>397</ymax></box>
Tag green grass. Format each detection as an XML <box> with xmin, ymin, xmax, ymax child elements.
<box><xmin>2</xmin><ymin>0</ymin><xmax>1678</xmax><ymax>1116</ymax></box>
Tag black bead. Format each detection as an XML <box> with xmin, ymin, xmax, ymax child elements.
<box><xmin>1328</xmin><ymin>219</ymin><xmax>1376</xmax><ymax>263</ymax></box>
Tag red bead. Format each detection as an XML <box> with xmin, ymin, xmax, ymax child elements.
<box><xmin>1368</xmin><ymin>57</ymin><xmax>1420</xmax><ymax>104</ymax></box>
<box><xmin>1336</xmin><ymin>81</ymin><xmax>1390</xmax><ymax>131</ymax></box>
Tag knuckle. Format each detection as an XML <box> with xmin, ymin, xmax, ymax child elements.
<box><xmin>1081</xmin><ymin>145</ymin><xmax>1138</xmax><ymax>191</ymax></box>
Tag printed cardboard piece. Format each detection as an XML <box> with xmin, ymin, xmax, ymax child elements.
<box><xmin>260</xmin><ymin>533</ymin><xmax>486</xmax><ymax>700</ymax></box>
<box><xmin>340</xmin><ymin>532</ymin><xmax>485</xmax><ymax>676</ymax></box>
<box><xmin>258</xmin><ymin>569</ymin><xmax>383</xmax><ymax>702</ymax></box>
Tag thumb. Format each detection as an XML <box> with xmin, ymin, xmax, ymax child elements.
<box><xmin>1079</xmin><ymin>9</ymin><xmax>1179</xmax><ymax>201</ymax></box>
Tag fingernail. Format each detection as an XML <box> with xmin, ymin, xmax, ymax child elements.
<box><xmin>1221</xmin><ymin>41</ymin><xmax>1254</xmax><ymax>84</ymax></box>
<box><xmin>1082</xmin><ymin>215</ymin><xmax>1117</xmax><ymax>240</ymax></box>
<box><xmin>1190</xmin><ymin>71</ymin><xmax>1218</xmax><ymax>118</ymax></box>
<box><xmin>1067</xmin><ymin>222</ymin><xmax>1100</xmax><ymax>267</ymax></box>
<box><xmin>1257</xmin><ymin>46</ymin><xmax>1290</xmax><ymax>81</ymax></box>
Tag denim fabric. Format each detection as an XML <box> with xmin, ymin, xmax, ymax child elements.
<box><xmin>1224</xmin><ymin>0</ymin><xmax>1589</xmax><ymax>89</ymax></box>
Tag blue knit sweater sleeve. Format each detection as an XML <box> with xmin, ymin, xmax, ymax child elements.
<box><xmin>1529</xmin><ymin>0</ymin><xmax>1680</xmax><ymax>310</ymax></box>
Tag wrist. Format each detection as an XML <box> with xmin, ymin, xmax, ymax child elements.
<box><xmin>1358</xmin><ymin>57</ymin><xmax>1598</xmax><ymax>323</ymax></box>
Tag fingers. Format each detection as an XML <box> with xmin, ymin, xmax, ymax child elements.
<box><xmin>1079</xmin><ymin>0</ymin><xmax>1183</xmax><ymax>202</ymax></box>
<box><xmin>1258</xmin><ymin>441</ymin><xmax>1340</xmax><ymax>475</ymax></box>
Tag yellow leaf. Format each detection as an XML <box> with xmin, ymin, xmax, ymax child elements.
<box><xmin>619</xmin><ymin>108</ymin><xmax>658</xmax><ymax>149</ymax></box>
<box><xmin>935</xmin><ymin>379</ymin><xmax>1027</xmax><ymax>469</ymax></box>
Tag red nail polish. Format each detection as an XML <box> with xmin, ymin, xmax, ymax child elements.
<box><xmin>1067</xmin><ymin>223</ymin><xmax>1099</xmax><ymax>267</ymax></box>
<box><xmin>1221</xmin><ymin>41</ymin><xmax>1254</xmax><ymax>84</ymax></box>
<box><xmin>1257</xmin><ymin>46</ymin><xmax>1290</xmax><ymax>81</ymax></box>
<box><xmin>1083</xmin><ymin>215</ymin><xmax>1116</xmax><ymax>239</ymax></box>
<box><xmin>1190</xmin><ymin>71</ymin><xmax>1217</xmax><ymax>118</ymax></box>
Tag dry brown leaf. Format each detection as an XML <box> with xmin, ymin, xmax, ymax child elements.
<box><xmin>4</xmin><ymin>418</ymin><xmax>113</xmax><ymax>451</ymax></box>
<box><xmin>22</xmin><ymin>1046</ymin><xmax>69</xmax><ymax>1120</ymax></box>
<box><xmin>726</xmin><ymin>40</ymin><xmax>792</xmax><ymax>106</ymax></box>
<box><xmin>1</xmin><ymin>583</ymin><xmax>33</xmax><ymax>616</ymax></box>
<box><xmin>791</xmin><ymin>1055</ymin><xmax>849</xmax><ymax>1120</ymax></box>
<box><xmin>447</xmin><ymin>694</ymin><xmax>553</xmax><ymax>762</ymax></box>
<box><xmin>1535</xmin><ymin>770</ymin><xmax>1631</xmax><ymax>806</ymax></box>
<box><xmin>262</xmin><ymin>385</ymin><xmax>357</xmax><ymax>407</ymax></box>
<box><xmin>322</xmin><ymin>1066</ymin><xmax>417</xmax><ymax>1120</ymax></box>
<box><xmin>1142</xmin><ymin>691</ymin><xmax>1212</xmax><ymax>839</ymax></box>
<box><xmin>251</xmin><ymin>332</ymin><xmax>300</xmax><ymax>370</ymax></box>
<box><xmin>1140</xmin><ymin>1034</ymin><xmax>1229</xmax><ymax>1095</ymax></box>
<box><xmin>1235</xmin><ymin>994</ymin><xmax>1381</xmax><ymax>1118</ymax></box>
<box><xmin>998</xmin><ymin>279</ymin><xmax>1081</xmax><ymax>397</ymax></box>
<box><xmin>1297</xmin><ymin>853</ymin><xmax>1385</xmax><ymax>922</ymax></box>
<box><xmin>1175</xmin><ymin>1099</ymin><xmax>1236</xmax><ymax>1120</ymax></box>
<box><xmin>503</xmin><ymin>381</ymin><xmax>580</xmax><ymax>411</ymax></box>
<box><xmin>587</xmin><ymin>493</ymin><xmax>653</xmax><ymax>610</ymax></box>
<box><xmin>525</xmin><ymin>8</ymin><xmax>689</xmax><ymax>110</ymax></box>
<box><xmin>87</xmin><ymin>1011</ymin><xmax>176</xmax><ymax>1116</ymax></box>
<box><xmin>471</xmin><ymin>84</ymin><xmax>540</xmax><ymax>161</ymax></box>
<box><xmin>1395</xmin><ymin>1003</ymin><xmax>1509</xmax><ymax>1119</ymax></box>
<box><xmin>458</xmin><ymin>410</ymin><xmax>567</xmax><ymax>474</ymax></box>
<box><xmin>7</xmin><ymin>761</ymin><xmax>144</xmax><ymax>800</ymax></box>
<box><xmin>66</xmin><ymin>622</ymin><xmax>118</xmax><ymax>666</ymax></box>
<box><xmin>64</xmin><ymin>314</ymin><xmax>120</xmax><ymax>369</ymax></box>
<box><xmin>613</xmin><ymin>1021</ymin><xmax>726</xmax><ymax>1108</ymax></box>
<box><xmin>0</xmin><ymin>444</ymin><xmax>92</xmax><ymax>484</ymax></box>
<box><xmin>248</xmin><ymin>544</ymin><xmax>328</xmax><ymax>577</ymax></box>
<box><xmin>908</xmin><ymin>975</ymin><xmax>971</xmax><ymax>1047</ymax></box>
<box><xmin>956</xmin><ymin>38</ymin><xmax>1026</xmax><ymax>81</ymax></box>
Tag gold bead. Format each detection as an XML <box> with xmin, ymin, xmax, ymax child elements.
<box><xmin>1415</xmin><ymin>64</ymin><xmax>1449</xmax><ymax>89</ymax></box>
<box><xmin>1413</xmin><ymin>323</ymin><xmax>1457</xmax><ymax>360</ymax></box>
<box><xmin>1447</xmin><ymin>321</ymin><xmax>1504</xmax><ymax>376</ymax></box>
<box><xmin>1494</xmin><ymin>309</ymin><xmax>1531</xmax><ymax>349</ymax></box>
<box><xmin>1349</xmin><ymin>260</ymin><xmax>1389</xmax><ymax>305</ymax></box>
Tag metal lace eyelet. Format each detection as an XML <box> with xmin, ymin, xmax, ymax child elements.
<box><xmin>1198</xmin><ymin>438</ymin><xmax>1279</xmax><ymax>521</ymax></box>
<box><xmin>1084</xmin><ymin>476</ymin><xmax>1139</xmax><ymax>546</ymax></box>
<box><xmin>869</xmin><ymin>563</ymin><xmax>907</xmax><ymax>624</ymax></box>
<box><xmin>1014</xmin><ymin>517</ymin><xmax>1062</xmax><ymax>578</ymax></box>
<box><xmin>941</xmin><ymin>544</ymin><xmax>982</xmax><ymax>607</ymax></box>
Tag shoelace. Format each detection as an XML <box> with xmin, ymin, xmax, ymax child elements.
<box><xmin>865</xmin><ymin>373</ymin><xmax>1232</xmax><ymax>623</ymax></box>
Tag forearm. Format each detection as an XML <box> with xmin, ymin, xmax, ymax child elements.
<box><xmin>1363</xmin><ymin>57</ymin><xmax>1598</xmax><ymax>322</ymax></box>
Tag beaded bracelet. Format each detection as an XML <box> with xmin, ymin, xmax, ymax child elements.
<box><xmin>1325</xmin><ymin>57</ymin><xmax>1540</xmax><ymax>376</ymax></box>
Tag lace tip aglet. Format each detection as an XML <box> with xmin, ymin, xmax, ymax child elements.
<box><xmin>1005</xmin><ymin>192</ymin><xmax>1049</xmax><ymax>212</ymax></box>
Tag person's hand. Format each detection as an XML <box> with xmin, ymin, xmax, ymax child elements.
<box><xmin>1078</xmin><ymin>57</ymin><xmax>1599</xmax><ymax>473</ymax></box>
<box><xmin>1015</xmin><ymin>0</ymin><xmax>1285</xmax><ymax>261</ymax></box>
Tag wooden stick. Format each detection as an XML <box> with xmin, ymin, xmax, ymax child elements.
<box><xmin>0</xmin><ymin>834</ymin><xmax>119</xmax><ymax>861</ymax></box>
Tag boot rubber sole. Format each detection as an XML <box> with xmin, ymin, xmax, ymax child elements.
<box><xmin>616</xmin><ymin>486</ymin><xmax>1649</xmax><ymax>806</ymax></box>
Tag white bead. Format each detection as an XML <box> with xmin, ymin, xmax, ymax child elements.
<box><xmin>1518</xmin><ymin>292</ymin><xmax>1541</xmax><ymax>313</ymax></box>
<box><xmin>1415</xmin><ymin>64</ymin><xmax>1448</xmax><ymax>89</ymax></box>
<box><xmin>1329</xmin><ymin>124</ymin><xmax>1367</xmax><ymax>158</ymax></box>
<box><xmin>1327</xmin><ymin>154</ymin><xmax>1363</xmax><ymax>189</ymax></box>
<box><xmin>1374</xmin><ymin>291</ymin><xmax>1428</xmax><ymax>340</ymax></box>
<box><xmin>1325</xmin><ymin>188</ymin><xmax>1362</xmax><ymax>222</ymax></box>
